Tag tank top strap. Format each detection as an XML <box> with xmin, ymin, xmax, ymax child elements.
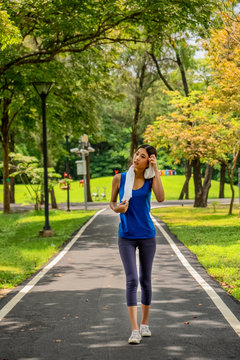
<box><xmin>119</xmin><ymin>172</ymin><xmax>126</xmax><ymax>203</ymax></box>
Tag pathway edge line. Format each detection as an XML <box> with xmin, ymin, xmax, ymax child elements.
<box><xmin>152</xmin><ymin>216</ymin><xmax>240</xmax><ymax>337</ymax></box>
<box><xmin>0</xmin><ymin>208</ymin><xmax>106</xmax><ymax>321</ymax></box>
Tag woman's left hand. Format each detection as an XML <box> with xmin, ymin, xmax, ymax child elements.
<box><xmin>149</xmin><ymin>154</ymin><xmax>158</xmax><ymax>172</ymax></box>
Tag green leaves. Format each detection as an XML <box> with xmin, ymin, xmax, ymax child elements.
<box><xmin>0</xmin><ymin>0</ymin><xmax>217</xmax><ymax>73</ymax></box>
<box><xmin>0</xmin><ymin>0</ymin><xmax>219</xmax><ymax>185</ymax></box>
<box><xmin>0</xmin><ymin>3</ymin><xmax>21</xmax><ymax>50</ymax></box>
<box><xmin>8</xmin><ymin>152</ymin><xmax>62</xmax><ymax>207</ymax></box>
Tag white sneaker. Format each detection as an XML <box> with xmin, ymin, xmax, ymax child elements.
<box><xmin>128</xmin><ymin>330</ymin><xmax>142</xmax><ymax>344</ymax></box>
<box><xmin>140</xmin><ymin>324</ymin><xmax>151</xmax><ymax>337</ymax></box>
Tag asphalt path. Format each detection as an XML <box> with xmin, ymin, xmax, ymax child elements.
<box><xmin>0</xmin><ymin>208</ymin><xmax>239</xmax><ymax>360</ymax></box>
<box><xmin>1</xmin><ymin>197</ymin><xmax>238</xmax><ymax>212</ymax></box>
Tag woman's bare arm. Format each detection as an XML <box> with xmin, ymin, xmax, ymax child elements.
<box><xmin>152</xmin><ymin>171</ymin><xmax>165</xmax><ymax>202</ymax></box>
<box><xmin>110</xmin><ymin>174</ymin><xmax>129</xmax><ymax>213</ymax></box>
<box><xmin>149</xmin><ymin>154</ymin><xmax>164</xmax><ymax>202</ymax></box>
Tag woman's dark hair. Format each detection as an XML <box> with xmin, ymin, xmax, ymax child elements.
<box><xmin>136</xmin><ymin>144</ymin><xmax>157</xmax><ymax>158</ymax></box>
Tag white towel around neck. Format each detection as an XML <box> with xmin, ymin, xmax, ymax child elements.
<box><xmin>122</xmin><ymin>164</ymin><xmax>155</xmax><ymax>202</ymax></box>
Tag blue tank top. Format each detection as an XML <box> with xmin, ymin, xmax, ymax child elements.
<box><xmin>118</xmin><ymin>172</ymin><xmax>156</xmax><ymax>239</ymax></box>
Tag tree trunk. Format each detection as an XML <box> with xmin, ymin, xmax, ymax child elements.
<box><xmin>227</xmin><ymin>149</ymin><xmax>240</xmax><ymax>215</ymax></box>
<box><xmin>192</xmin><ymin>158</ymin><xmax>205</xmax><ymax>207</ymax></box>
<box><xmin>2</xmin><ymin>139</ymin><xmax>10</xmax><ymax>213</ymax></box>
<box><xmin>40</xmin><ymin>192</ymin><xmax>44</xmax><ymax>205</ymax></box>
<box><xmin>179</xmin><ymin>160</ymin><xmax>191</xmax><ymax>200</ymax></box>
<box><xmin>10</xmin><ymin>177</ymin><xmax>15</xmax><ymax>204</ymax></box>
<box><xmin>219</xmin><ymin>162</ymin><xmax>226</xmax><ymax>198</ymax></box>
<box><xmin>176</xmin><ymin>51</ymin><xmax>189</xmax><ymax>97</ymax></box>
<box><xmin>192</xmin><ymin>159</ymin><xmax>213</xmax><ymax>207</ymax></box>
<box><xmin>202</xmin><ymin>164</ymin><xmax>213</xmax><ymax>207</ymax></box>
<box><xmin>149</xmin><ymin>52</ymin><xmax>174</xmax><ymax>91</ymax></box>
<box><xmin>50</xmin><ymin>188</ymin><xmax>58</xmax><ymax>209</ymax></box>
<box><xmin>130</xmin><ymin>61</ymin><xmax>147</xmax><ymax>161</ymax></box>
<box><xmin>130</xmin><ymin>96</ymin><xmax>141</xmax><ymax>160</ymax></box>
<box><xmin>227</xmin><ymin>166</ymin><xmax>235</xmax><ymax>215</ymax></box>
<box><xmin>35</xmin><ymin>193</ymin><xmax>40</xmax><ymax>211</ymax></box>
<box><xmin>1</xmin><ymin>98</ymin><xmax>11</xmax><ymax>213</ymax></box>
<box><xmin>9</xmin><ymin>131</ymin><xmax>15</xmax><ymax>204</ymax></box>
<box><xmin>86</xmin><ymin>154</ymin><xmax>93</xmax><ymax>202</ymax></box>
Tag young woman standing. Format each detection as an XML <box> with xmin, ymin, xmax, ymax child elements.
<box><xmin>110</xmin><ymin>144</ymin><xmax>164</xmax><ymax>344</ymax></box>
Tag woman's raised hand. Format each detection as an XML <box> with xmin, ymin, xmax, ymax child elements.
<box><xmin>149</xmin><ymin>154</ymin><xmax>158</xmax><ymax>172</ymax></box>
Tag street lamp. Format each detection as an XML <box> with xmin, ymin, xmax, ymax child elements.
<box><xmin>32</xmin><ymin>81</ymin><xmax>55</xmax><ymax>236</ymax></box>
<box><xmin>70</xmin><ymin>134</ymin><xmax>95</xmax><ymax>211</ymax></box>
<box><xmin>65</xmin><ymin>135</ymin><xmax>71</xmax><ymax>212</ymax></box>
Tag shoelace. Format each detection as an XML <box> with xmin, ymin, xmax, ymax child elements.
<box><xmin>131</xmin><ymin>330</ymin><xmax>141</xmax><ymax>337</ymax></box>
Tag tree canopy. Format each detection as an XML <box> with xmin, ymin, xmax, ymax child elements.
<box><xmin>0</xmin><ymin>0</ymin><xmax>228</xmax><ymax>212</ymax></box>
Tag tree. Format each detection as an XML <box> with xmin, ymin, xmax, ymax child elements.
<box><xmin>144</xmin><ymin>90</ymin><xmax>240</xmax><ymax>208</ymax></box>
<box><xmin>0</xmin><ymin>48</ymin><xmax>117</xmax><ymax>211</ymax></box>
<box><xmin>0</xmin><ymin>0</ymin><xmax>218</xmax><ymax>212</ymax></box>
<box><xmin>201</xmin><ymin>4</ymin><xmax>240</xmax><ymax>212</ymax></box>
<box><xmin>0</xmin><ymin>0</ymin><xmax>139</xmax><ymax>212</ymax></box>
<box><xmin>116</xmin><ymin>45</ymin><xmax>159</xmax><ymax>160</ymax></box>
<box><xmin>7</xmin><ymin>152</ymin><xmax>61</xmax><ymax>210</ymax></box>
<box><xmin>224</xmin><ymin>138</ymin><xmax>240</xmax><ymax>215</ymax></box>
<box><xmin>148</xmin><ymin>35</ymin><xmax>207</xmax><ymax>200</ymax></box>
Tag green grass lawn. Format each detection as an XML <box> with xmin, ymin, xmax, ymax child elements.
<box><xmin>0</xmin><ymin>209</ymin><xmax>96</xmax><ymax>290</ymax></box>
<box><xmin>152</xmin><ymin>204</ymin><xmax>240</xmax><ymax>302</ymax></box>
<box><xmin>0</xmin><ymin>175</ymin><xmax>238</xmax><ymax>204</ymax></box>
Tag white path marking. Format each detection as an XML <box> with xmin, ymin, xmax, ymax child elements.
<box><xmin>152</xmin><ymin>216</ymin><xmax>240</xmax><ymax>337</ymax></box>
<box><xmin>0</xmin><ymin>208</ymin><xmax>106</xmax><ymax>321</ymax></box>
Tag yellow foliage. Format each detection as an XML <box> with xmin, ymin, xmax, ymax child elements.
<box><xmin>144</xmin><ymin>91</ymin><xmax>240</xmax><ymax>166</ymax></box>
<box><xmin>145</xmin><ymin>11</ymin><xmax>240</xmax><ymax>170</ymax></box>
<box><xmin>204</xmin><ymin>15</ymin><xmax>240</xmax><ymax>113</ymax></box>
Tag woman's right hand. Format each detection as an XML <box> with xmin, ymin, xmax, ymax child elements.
<box><xmin>116</xmin><ymin>200</ymin><xmax>129</xmax><ymax>213</ymax></box>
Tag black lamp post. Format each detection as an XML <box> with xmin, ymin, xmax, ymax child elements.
<box><xmin>32</xmin><ymin>81</ymin><xmax>54</xmax><ymax>236</ymax></box>
<box><xmin>65</xmin><ymin>135</ymin><xmax>71</xmax><ymax>212</ymax></box>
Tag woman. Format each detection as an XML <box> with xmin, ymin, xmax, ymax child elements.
<box><xmin>110</xmin><ymin>144</ymin><xmax>164</xmax><ymax>344</ymax></box>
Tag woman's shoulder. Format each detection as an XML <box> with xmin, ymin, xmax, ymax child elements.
<box><xmin>111</xmin><ymin>174</ymin><xmax>121</xmax><ymax>194</ymax></box>
<box><xmin>112</xmin><ymin>173</ymin><xmax>121</xmax><ymax>184</ymax></box>
<box><xmin>114</xmin><ymin>172</ymin><xmax>126</xmax><ymax>179</ymax></box>
<box><xmin>114</xmin><ymin>172</ymin><xmax>127</xmax><ymax>187</ymax></box>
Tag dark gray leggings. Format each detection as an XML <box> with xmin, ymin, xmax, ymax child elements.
<box><xmin>118</xmin><ymin>237</ymin><xmax>156</xmax><ymax>306</ymax></box>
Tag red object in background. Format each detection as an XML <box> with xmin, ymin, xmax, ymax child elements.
<box><xmin>159</xmin><ymin>170</ymin><xmax>162</xmax><ymax>176</ymax></box>
<box><xmin>69</xmin><ymin>174</ymin><xmax>71</xmax><ymax>179</ymax></box>
<box><xmin>169</xmin><ymin>170</ymin><xmax>172</xmax><ymax>175</ymax></box>
<box><xmin>64</xmin><ymin>172</ymin><xmax>67</xmax><ymax>178</ymax></box>
<box><xmin>79</xmin><ymin>179</ymin><xmax>84</xmax><ymax>187</ymax></box>
<box><xmin>114</xmin><ymin>170</ymin><xmax>119</xmax><ymax>174</ymax></box>
<box><xmin>59</xmin><ymin>180</ymin><xmax>71</xmax><ymax>190</ymax></box>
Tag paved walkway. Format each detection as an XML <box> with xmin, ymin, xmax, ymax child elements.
<box><xmin>0</xmin><ymin>198</ymin><xmax>238</xmax><ymax>212</ymax></box>
<box><xmin>0</xmin><ymin>208</ymin><xmax>239</xmax><ymax>359</ymax></box>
